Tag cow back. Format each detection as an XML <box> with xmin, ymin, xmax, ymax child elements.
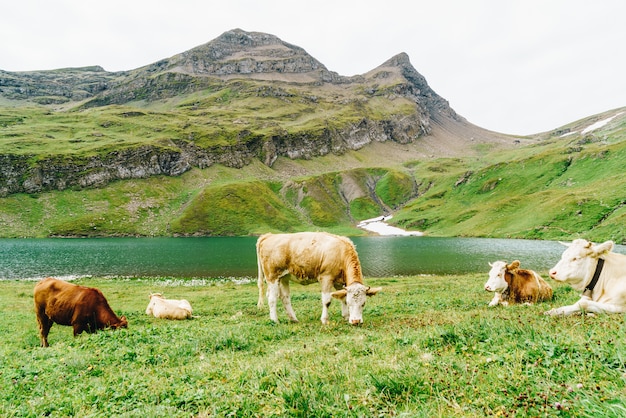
<box><xmin>257</xmin><ymin>232</ymin><xmax>363</xmax><ymax>286</ymax></box>
<box><xmin>506</xmin><ymin>269</ymin><xmax>552</xmax><ymax>303</ymax></box>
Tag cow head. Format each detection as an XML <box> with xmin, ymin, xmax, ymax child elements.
<box><xmin>484</xmin><ymin>261</ymin><xmax>515</xmax><ymax>293</ymax></box>
<box><xmin>145</xmin><ymin>293</ymin><xmax>163</xmax><ymax>316</ymax></box>
<box><xmin>331</xmin><ymin>283</ymin><xmax>381</xmax><ymax>325</ymax></box>
<box><xmin>112</xmin><ymin>316</ymin><xmax>128</xmax><ymax>329</ymax></box>
<box><xmin>549</xmin><ymin>239</ymin><xmax>614</xmax><ymax>290</ymax></box>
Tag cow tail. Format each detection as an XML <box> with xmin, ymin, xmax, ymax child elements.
<box><xmin>256</xmin><ymin>238</ymin><xmax>265</xmax><ymax>309</ymax></box>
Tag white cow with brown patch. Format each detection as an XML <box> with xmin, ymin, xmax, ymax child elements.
<box><xmin>145</xmin><ymin>293</ymin><xmax>193</xmax><ymax>320</ymax></box>
<box><xmin>545</xmin><ymin>239</ymin><xmax>626</xmax><ymax>316</ymax></box>
<box><xmin>256</xmin><ymin>232</ymin><xmax>381</xmax><ymax>325</ymax></box>
<box><xmin>485</xmin><ymin>260</ymin><xmax>553</xmax><ymax>306</ymax></box>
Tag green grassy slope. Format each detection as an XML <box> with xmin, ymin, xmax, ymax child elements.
<box><xmin>1</xmin><ymin>86</ymin><xmax>624</xmax><ymax>241</ymax></box>
<box><xmin>0</xmin><ymin>78</ymin><xmax>417</xmax><ymax>158</ymax></box>
<box><xmin>0</xmin><ymin>163</ymin><xmax>416</xmax><ymax>238</ymax></box>
<box><xmin>393</xmin><ymin>109</ymin><xmax>626</xmax><ymax>242</ymax></box>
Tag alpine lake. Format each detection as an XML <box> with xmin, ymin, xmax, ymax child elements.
<box><xmin>2</xmin><ymin>236</ymin><xmax>621</xmax><ymax>280</ymax></box>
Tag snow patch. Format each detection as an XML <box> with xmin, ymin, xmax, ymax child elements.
<box><xmin>357</xmin><ymin>215</ymin><xmax>423</xmax><ymax>236</ymax></box>
<box><xmin>559</xmin><ymin>131</ymin><xmax>577</xmax><ymax>138</ymax></box>
<box><xmin>581</xmin><ymin>112</ymin><xmax>624</xmax><ymax>134</ymax></box>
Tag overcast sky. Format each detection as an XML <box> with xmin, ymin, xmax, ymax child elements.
<box><xmin>1</xmin><ymin>0</ymin><xmax>624</xmax><ymax>135</ymax></box>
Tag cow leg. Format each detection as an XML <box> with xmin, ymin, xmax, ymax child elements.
<box><xmin>257</xmin><ymin>271</ymin><xmax>265</xmax><ymax>309</ymax></box>
<box><xmin>340</xmin><ymin>299</ymin><xmax>350</xmax><ymax>321</ymax></box>
<box><xmin>73</xmin><ymin>323</ymin><xmax>86</xmax><ymax>336</ymax></box>
<box><xmin>266</xmin><ymin>280</ymin><xmax>280</xmax><ymax>323</ymax></box>
<box><xmin>545</xmin><ymin>303</ymin><xmax>581</xmax><ymax>316</ymax></box>
<box><xmin>488</xmin><ymin>292</ymin><xmax>503</xmax><ymax>307</ymax></box>
<box><xmin>279</xmin><ymin>277</ymin><xmax>298</xmax><ymax>322</ymax></box>
<box><xmin>579</xmin><ymin>297</ymin><xmax>626</xmax><ymax>314</ymax></box>
<box><xmin>543</xmin><ymin>296</ymin><xmax>626</xmax><ymax>316</ymax></box>
<box><xmin>37</xmin><ymin>313</ymin><xmax>52</xmax><ymax>347</ymax></box>
<box><xmin>320</xmin><ymin>292</ymin><xmax>332</xmax><ymax>324</ymax></box>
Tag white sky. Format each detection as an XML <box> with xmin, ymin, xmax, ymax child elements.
<box><xmin>1</xmin><ymin>0</ymin><xmax>624</xmax><ymax>135</ymax></box>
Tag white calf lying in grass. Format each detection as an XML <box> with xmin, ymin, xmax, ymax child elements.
<box><xmin>145</xmin><ymin>293</ymin><xmax>193</xmax><ymax>319</ymax></box>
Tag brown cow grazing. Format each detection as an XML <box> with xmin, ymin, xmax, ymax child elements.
<box><xmin>484</xmin><ymin>260</ymin><xmax>553</xmax><ymax>306</ymax></box>
<box><xmin>34</xmin><ymin>277</ymin><xmax>128</xmax><ymax>347</ymax></box>
<box><xmin>256</xmin><ymin>232</ymin><xmax>381</xmax><ymax>325</ymax></box>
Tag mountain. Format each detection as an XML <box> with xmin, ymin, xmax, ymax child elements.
<box><xmin>0</xmin><ymin>29</ymin><xmax>514</xmax><ymax>197</ymax></box>
<box><xmin>8</xmin><ymin>30</ymin><xmax>624</xmax><ymax>242</ymax></box>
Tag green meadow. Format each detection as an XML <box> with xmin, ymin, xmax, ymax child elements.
<box><xmin>2</xmin><ymin>275</ymin><xmax>625</xmax><ymax>417</ymax></box>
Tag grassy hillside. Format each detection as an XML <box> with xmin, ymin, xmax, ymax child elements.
<box><xmin>393</xmin><ymin>109</ymin><xmax>626</xmax><ymax>242</ymax></box>
<box><xmin>1</xmin><ymin>94</ymin><xmax>624</xmax><ymax>241</ymax></box>
<box><xmin>0</xmin><ymin>162</ymin><xmax>415</xmax><ymax>238</ymax></box>
<box><xmin>0</xmin><ymin>77</ymin><xmax>416</xmax><ymax>158</ymax></box>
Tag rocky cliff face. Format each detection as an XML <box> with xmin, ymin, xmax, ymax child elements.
<box><xmin>0</xmin><ymin>115</ymin><xmax>427</xmax><ymax>196</ymax></box>
<box><xmin>0</xmin><ymin>66</ymin><xmax>122</xmax><ymax>104</ymax></box>
<box><xmin>0</xmin><ymin>29</ymin><xmax>460</xmax><ymax>196</ymax></box>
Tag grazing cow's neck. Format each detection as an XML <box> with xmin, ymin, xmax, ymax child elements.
<box><xmin>344</xmin><ymin>252</ymin><xmax>364</xmax><ymax>286</ymax></box>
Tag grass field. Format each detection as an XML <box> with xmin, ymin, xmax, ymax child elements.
<box><xmin>1</xmin><ymin>275</ymin><xmax>625</xmax><ymax>417</ymax></box>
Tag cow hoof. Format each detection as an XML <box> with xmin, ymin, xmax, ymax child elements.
<box><xmin>544</xmin><ymin>309</ymin><xmax>563</xmax><ymax>316</ymax></box>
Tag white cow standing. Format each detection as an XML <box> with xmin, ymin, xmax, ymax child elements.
<box><xmin>145</xmin><ymin>293</ymin><xmax>193</xmax><ymax>319</ymax></box>
<box><xmin>256</xmin><ymin>232</ymin><xmax>382</xmax><ymax>325</ymax></box>
<box><xmin>545</xmin><ymin>239</ymin><xmax>626</xmax><ymax>316</ymax></box>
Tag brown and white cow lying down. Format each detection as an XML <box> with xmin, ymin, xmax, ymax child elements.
<box><xmin>546</xmin><ymin>239</ymin><xmax>626</xmax><ymax>316</ymax></box>
<box><xmin>485</xmin><ymin>260</ymin><xmax>553</xmax><ymax>306</ymax></box>
<box><xmin>34</xmin><ymin>277</ymin><xmax>127</xmax><ymax>347</ymax></box>
<box><xmin>256</xmin><ymin>232</ymin><xmax>382</xmax><ymax>325</ymax></box>
<box><xmin>145</xmin><ymin>293</ymin><xmax>193</xmax><ymax>319</ymax></box>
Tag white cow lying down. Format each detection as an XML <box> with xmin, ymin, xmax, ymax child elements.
<box><xmin>545</xmin><ymin>239</ymin><xmax>626</xmax><ymax>316</ymax></box>
<box><xmin>145</xmin><ymin>293</ymin><xmax>193</xmax><ymax>319</ymax></box>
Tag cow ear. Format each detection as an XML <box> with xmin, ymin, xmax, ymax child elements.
<box><xmin>508</xmin><ymin>260</ymin><xmax>520</xmax><ymax>270</ymax></box>
<box><xmin>366</xmin><ymin>287</ymin><xmax>382</xmax><ymax>296</ymax></box>
<box><xmin>593</xmin><ymin>240</ymin><xmax>614</xmax><ymax>256</ymax></box>
<box><xmin>331</xmin><ymin>289</ymin><xmax>348</xmax><ymax>300</ymax></box>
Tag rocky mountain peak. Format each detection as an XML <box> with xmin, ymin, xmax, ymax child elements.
<box><xmin>367</xmin><ymin>52</ymin><xmax>458</xmax><ymax>121</ymax></box>
<box><xmin>162</xmin><ymin>29</ymin><xmax>331</xmax><ymax>79</ymax></box>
